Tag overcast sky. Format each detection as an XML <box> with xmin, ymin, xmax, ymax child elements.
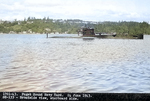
<box><xmin>0</xmin><ymin>0</ymin><xmax>150</xmax><ymax>22</ymax></box>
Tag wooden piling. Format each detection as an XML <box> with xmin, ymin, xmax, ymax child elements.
<box><xmin>46</xmin><ymin>33</ymin><xmax>48</xmax><ymax>38</ymax></box>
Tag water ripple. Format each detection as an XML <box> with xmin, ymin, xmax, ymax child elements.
<box><xmin>0</xmin><ymin>34</ymin><xmax>150</xmax><ymax>92</ymax></box>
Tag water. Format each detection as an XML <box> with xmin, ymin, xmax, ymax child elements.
<box><xmin>0</xmin><ymin>34</ymin><xmax>150</xmax><ymax>93</ymax></box>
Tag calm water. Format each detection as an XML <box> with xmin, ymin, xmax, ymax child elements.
<box><xmin>0</xmin><ymin>34</ymin><xmax>150</xmax><ymax>93</ymax></box>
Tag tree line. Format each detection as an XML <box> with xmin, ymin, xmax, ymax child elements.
<box><xmin>94</xmin><ymin>21</ymin><xmax>150</xmax><ymax>38</ymax></box>
<box><xmin>0</xmin><ymin>17</ymin><xmax>150</xmax><ymax>37</ymax></box>
<box><xmin>0</xmin><ymin>17</ymin><xmax>82</xmax><ymax>34</ymax></box>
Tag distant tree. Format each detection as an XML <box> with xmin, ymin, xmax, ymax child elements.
<box><xmin>0</xmin><ymin>17</ymin><xmax>150</xmax><ymax>35</ymax></box>
<box><xmin>0</xmin><ymin>25</ymin><xmax>4</xmax><ymax>32</ymax></box>
<box><xmin>140</xmin><ymin>21</ymin><xmax>149</xmax><ymax>34</ymax></box>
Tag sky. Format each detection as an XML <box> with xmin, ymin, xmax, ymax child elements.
<box><xmin>0</xmin><ymin>0</ymin><xmax>150</xmax><ymax>22</ymax></box>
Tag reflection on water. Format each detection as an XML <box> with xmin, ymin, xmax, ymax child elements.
<box><xmin>0</xmin><ymin>34</ymin><xmax>150</xmax><ymax>93</ymax></box>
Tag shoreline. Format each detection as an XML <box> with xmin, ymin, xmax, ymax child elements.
<box><xmin>0</xmin><ymin>33</ymin><xmax>144</xmax><ymax>39</ymax></box>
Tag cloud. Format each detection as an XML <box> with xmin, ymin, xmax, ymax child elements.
<box><xmin>24</xmin><ymin>0</ymin><xmax>60</xmax><ymax>5</ymax></box>
<box><xmin>0</xmin><ymin>0</ymin><xmax>150</xmax><ymax>21</ymax></box>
